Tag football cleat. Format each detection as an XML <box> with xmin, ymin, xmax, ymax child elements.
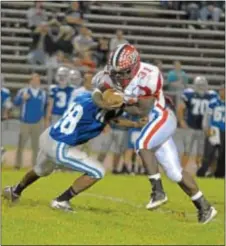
<box><xmin>146</xmin><ymin>191</ymin><xmax>168</xmax><ymax>210</ymax></box>
<box><xmin>198</xmin><ymin>206</ymin><xmax>217</xmax><ymax>224</ymax></box>
<box><xmin>50</xmin><ymin>200</ymin><xmax>74</xmax><ymax>212</ymax></box>
<box><xmin>2</xmin><ymin>186</ymin><xmax>20</xmax><ymax>202</ymax></box>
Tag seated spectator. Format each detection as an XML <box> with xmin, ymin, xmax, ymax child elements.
<box><xmin>160</xmin><ymin>0</ymin><xmax>181</xmax><ymax>10</ymax></box>
<box><xmin>57</xmin><ymin>25</ymin><xmax>74</xmax><ymax>55</ymax></box>
<box><xmin>181</xmin><ymin>2</ymin><xmax>200</xmax><ymax>21</ymax></box>
<box><xmin>79</xmin><ymin>1</ymin><xmax>92</xmax><ymax>15</ymax></box>
<box><xmin>27</xmin><ymin>1</ymin><xmax>47</xmax><ymax>31</ymax></box>
<box><xmin>166</xmin><ymin>61</ymin><xmax>189</xmax><ymax>92</ymax></box>
<box><xmin>49</xmin><ymin>51</ymin><xmax>70</xmax><ymax>69</ymax></box>
<box><xmin>73</xmin><ymin>26</ymin><xmax>96</xmax><ymax>55</ymax></box>
<box><xmin>66</xmin><ymin>1</ymin><xmax>83</xmax><ymax>32</ymax></box>
<box><xmin>109</xmin><ymin>29</ymin><xmax>128</xmax><ymax>51</ymax></box>
<box><xmin>95</xmin><ymin>36</ymin><xmax>109</xmax><ymax>67</ymax></box>
<box><xmin>74</xmin><ymin>51</ymin><xmax>96</xmax><ymax>72</ymax></box>
<box><xmin>199</xmin><ymin>1</ymin><xmax>223</xmax><ymax>29</ymax></box>
<box><xmin>27</xmin><ymin>22</ymin><xmax>49</xmax><ymax>65</ymax></box>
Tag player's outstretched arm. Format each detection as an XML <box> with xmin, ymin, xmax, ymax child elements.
<box><xmin>111</xmin><ymin>116</ymin><xmax>148</xmax><ymax>128</ymax></box>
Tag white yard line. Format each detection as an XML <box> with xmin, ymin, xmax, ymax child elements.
<box><xmin>82</xmin><ymin>192</ymin><xmax>221</xmax><ymax>223</ymax></box>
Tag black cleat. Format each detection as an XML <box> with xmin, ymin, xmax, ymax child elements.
<box><xmin>146</xmin><ymin>191</ymin><xmax>168</xmax><ymax>210</ymax></box>
<box><xmin>2</xmin><ymin>186</ymin><xmax>20</xmax><ymax>202</ymax></box>
<box><xmin>198</xmin><ymin>206</ymin><xmax>217</xmax><ymax>224</ymax></box>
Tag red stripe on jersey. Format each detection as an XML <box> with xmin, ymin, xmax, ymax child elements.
<box><xmin>104</xmin><ymin>82</ymin><xmax>111</xmax><ymax>89</ymax></box>
<box><xmin>138</xmin><ymin>85</ymin><xmax>152</xmax><ymax>96</ymax></box>
<box><xmin>144</xmin><ymin>67</ymin><xmax>152</xmax><ymax>73</ymax></box>
<box><xmin>154</xmin><ymin>72</ymin><xmax>162</xmax><ymax>96</ymax></box>
<box><xmin>143</xmin><ymin>110</ymin><xmax>168</xmax><ymax>148</ymax></box>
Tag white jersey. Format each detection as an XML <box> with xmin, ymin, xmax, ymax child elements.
<box><xmin>92</xmin><ymin>62</ymin><xmax>165</xmax><ymax>111</ymax></box>
<box><xmin>92</xmin><ymin>62</ymin><xmax>182</xmax><ymax>182</ymax></box>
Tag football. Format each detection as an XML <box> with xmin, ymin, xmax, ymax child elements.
<box><xmin>102</xmin><ymin>89</ymin><xmax>124</xmax><ymax>107</ymax></box>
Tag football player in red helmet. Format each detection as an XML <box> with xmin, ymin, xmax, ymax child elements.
<box><xmin>107</xmin><ymin>44</ymin><xmax>140</xmax><ymax>91</ymax></box>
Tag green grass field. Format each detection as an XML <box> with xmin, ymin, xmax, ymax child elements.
<box><xmin>2</xmin><ymin>169</ymin><xmax>225</xmax><ymax>245</ymax></box>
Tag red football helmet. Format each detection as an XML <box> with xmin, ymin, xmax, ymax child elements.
<box><xmin>107</xmin><ymin>44</ymin><xmax>140</xmax><ymax>91</ymax></box>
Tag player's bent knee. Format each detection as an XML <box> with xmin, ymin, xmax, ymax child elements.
<box><xmin>166</xmin><ymin>169</ymin><xmax>182</xmax><ymax>183</ymax></box>
<box><xmin>86</xmin><ymin>164</ymin><xmax>105</xmax><ymax>179</ymax></box>
<box><xmin>33</xmin><ymin>163</ymin><xmax>54</xmax><ymax>177</ymax></box>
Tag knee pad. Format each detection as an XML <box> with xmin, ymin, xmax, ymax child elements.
<box><xmin>96</xmin><ymin>166</ymin><xmax>105</xmax><ymax>179</ymax></box>
<box><xmin>33</xmin><ymin>163</ymin><xmax>54</xmax><ymax>177</ymax></box>
<box><xmin>87</xmin><ymin>165</ymin><xmax>105</xmax><ymax>179</ymax></box>
<box><xmin>166</xmin><ymin>168</ymin><xmax>182</xmax><ymax>183</ymax></box>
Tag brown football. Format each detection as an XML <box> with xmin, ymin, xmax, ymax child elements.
<box><xmin>102</xmin><ymin>89</ymin><xmax>124</xmax><ymax>107</ymax></box>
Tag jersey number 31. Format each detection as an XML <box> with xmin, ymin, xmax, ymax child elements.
<box><xmin>53</xmin><ymin>103</ymin><xmax>83</xmax><ymax>134</ymax></box>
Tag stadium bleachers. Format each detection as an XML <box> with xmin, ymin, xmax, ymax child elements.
<box><xmin>1</xmin><ymin>1</ymin><xmax>225</xmax><ymax>88</ymax></box>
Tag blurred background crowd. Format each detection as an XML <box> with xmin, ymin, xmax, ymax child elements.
<box><xmin>1</xmin><ymin>1</ymin><xmax>225</xmax><ymax>178</ymax></box>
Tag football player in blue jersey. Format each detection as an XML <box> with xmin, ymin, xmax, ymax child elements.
<box><xmin>45</xmin><ymin>67</ymin><xmax>80</xmax><ymax>127</ymax></box>
<box><xmin>124</xmin><ymin>115</ymin><xmax>148</xmax><ymax>174</ymax></box>
<box><xmin>2</xmin><ymin>91</ymin><xmax>130</xmax><ymax>211</ymax></box>
<box><xmin>177</xmin><ymin>76</ymin><xmax>217</xmax><ymax>167</ymax></box>
<box><xmin>197</xmin><ymin>84</ymin><xmax>225</xmax><ymax>178</ymax></box>
<box><xmin>1</xmin><ymin>77</ymin><xmax>13</xmax><ymax>162</ymax></box>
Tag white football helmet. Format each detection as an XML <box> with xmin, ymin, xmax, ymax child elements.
<box><xmin>68</xmin><ymin>69</ymin><xmax>83</xmax><ymax>87</ymax></box>
<box><xmin>55</xmin><ymin>67</ymin><xmax>70</xmax><ymax>87</ymax></box>
<box><xmin>193</xmin><ymin>76</ymin><xmax>208</xmax><ymax>95</ymax></box>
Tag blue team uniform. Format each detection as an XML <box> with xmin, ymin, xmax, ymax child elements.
<box><xmin>182</xmin><ymin>88</ymin><xmax>217</xmax><ymax>130</ymax></box>
<box><xmin>1</xmin><ymin>87</ymin><xmax>11</xmax><ymax>109</ymax></box>
<box><xmin>209</xmin><ymin>95</ymin><xmax>225</xmax><ymax>132</ymax></box>
<box><xmin>127</xmin><ymin>115</ymin><xmax>143</xmax><ymax>149</ymax></box>
<box><xmin>50</xmin><ymin>92</ymin><xmax>121</xmax><ymax>146</ymax></box>
<box><xmin>49</xmin><ymin>85</ymin><xmax>75</xmax><ymax>116</ymax></box>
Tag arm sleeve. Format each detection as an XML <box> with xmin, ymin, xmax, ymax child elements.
<box><xmin>91</xmin><ymin>70</ymin><xmax>112</xmax><ymax>91</ymax></box>
<box><xmin>208</xmin><ymin>96</ymin><xmax>218</xmax><ymax>109</ymax></box>
<box><xmin>13</xmin><ymin>89</ymin><xmax>24</xmax><ymax>106</ymax></box>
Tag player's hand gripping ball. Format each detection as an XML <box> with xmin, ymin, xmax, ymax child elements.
<box><xmin>102</xmin><ymin>89</ymin><xmax>124</xmax><ymax>108</ymax></box>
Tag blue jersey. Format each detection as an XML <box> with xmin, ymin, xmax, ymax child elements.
<box><xmin>1</xmin><ymin>87</ymin><xmax>11</xmax><ymax>109</ymax></box>
<box><xmin>50</xmin><ymin>92</ymin><xmax>122</xmax><ymax>146</ymax></box>
<box><xmin>182</xmin><ymin>88</ymin><xmax>217</xmax><ymax>130</ymax></box>
<box><xmin>49</xmin><ymin>85</ymin><xmax>75</xmax><ymax>116</ymax></box>
<box><xmin>209</xmin><ymin>95</ymin><xmax>225</xmax><ymax>132</ymax></box>
<box><xmin>127</xmin><ymin>115</ymin><xmax>143</xmax><ymax>149</ymax></box>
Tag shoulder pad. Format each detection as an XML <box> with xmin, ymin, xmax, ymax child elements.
<box><xmin>1</xmin><ymin>87</ymin><xmax>10</xmax><ymax>94</ymax></box>
<box><xmin>49</xmin><ymin>84</ymin><xmax>57</xmax><ymax>89</ymax></box>
<box><xmin>207</xmin><ymin>90</ymin><xmax>218</xmax><ymax>95</ymax></box>
<box><xmin>183</xmin><ymin>88</ymin><xmax>194</xmax><ymax>93</ymax></box>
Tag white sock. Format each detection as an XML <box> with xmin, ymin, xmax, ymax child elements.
<box><xmin>191</xmin><ymin>191</ymin><xmax>203</xmax><ymax>201</ymax></box>
<box><xmin>148</xmin><ymin>173</ymin><xmax>161</xmax><ymax>180</ymax></box>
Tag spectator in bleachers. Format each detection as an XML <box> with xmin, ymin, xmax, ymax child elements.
<box><xmin>182</xmin><ymin>2</ymin><xmax>200</xmax><ymax>20</ymax></box>
<box><xmin>57</xmin><ymin>25</ymin><xmax>74</xmax><ymax>55</ymax></box>
<box><xmin>95</xmin><ymin>36</ymin><xmax>109</xmax><ymax>66</ymax></box>
<box><xmin>44</xmin><ymin>18</ymin><xmax>66</xmax><ymax>66</ymax></box>
<box><xmin>14</xmin><ymin>73</ymin><xmax>47</xmax><ymax>169</ymax></box>
<box><xmin>73</xmin><ymin>26</ymin><xmax>95</xmax><ymax>56</ymax></box>
<box><xmin>27</xmin><ymin>21</ymin><xmax>49</xmax><ymax>65</ymax></box>
<box><xmin>27</xmin><ymin>1</ymin><xmax>47</xmax><ymax>31</ymax></box>
<box><xmin>160</xmin><ymin>0</ymin><xmax>181</xmax><ymax>10</ymax></box>
<box><xmin>199</xmin><ymin>1</ymin><xmax>223</xmax><ymax>29</ymax></box>
<box><xmin>74</xmin><ymin>51</ymin><xmax>96</xmax><ymax>73</ymax></box>
<box><xmin>166</xmin><ymin>61</ymin><xmax>189</xmax><ymax>92</ymax></box>
<box><xmin>109</xmin><ymin>29</ymin><xmax>128</xmax><ymax>51</ymax></box>
<box><xmin>66</xmin><ymin>1</ymin><xmax>83</xmax><ymax>33</ymax></box>
<box><xmin>79</xmin><ymin>1</ymin><xmax>92</xmax><ymax>14</ymax></box>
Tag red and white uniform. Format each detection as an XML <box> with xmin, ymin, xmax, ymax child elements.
<box><xmin>92</xmin><ymin>62</ymin><xmax>182</xmax><ymax>182</ymax></box>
